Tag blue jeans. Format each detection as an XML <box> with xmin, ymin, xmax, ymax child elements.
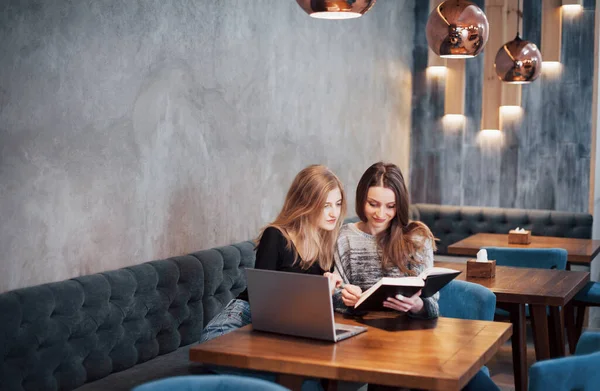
<box><xmin>200</xmin><ymin>299</ymin><xmax>252</xmax><ymax>343</ymax></box>
<box><xmin>462</xmin><ymin>367</ymin><xmax>500</xmax><ymax>391</ymax></box>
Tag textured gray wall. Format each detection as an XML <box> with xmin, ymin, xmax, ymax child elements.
<box><xmin>411</xmin><ymin>0</ymin><xmax>596</xmax><ymax>212</ymax></box>
<box><xmin>0</xmin><ymin>0</ymin><xmax>415</xmax><ymax>292</ymax></box>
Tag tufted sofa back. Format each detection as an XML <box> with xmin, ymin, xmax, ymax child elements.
<box><xmin>0</xmin><ymin>241</ymin><xmax>255</xmax><ymax>391</ymax></box>
<box><xmin>414</xmin><ymin>204</ymin><xmax>593</xmax><ymax>254</ymax></box>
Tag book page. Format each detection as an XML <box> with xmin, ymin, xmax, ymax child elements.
<box><xmin>419</xmin><ymin>266</ymin><xmax>460</xmax><ymax>279</ymax></box>
<box><xmin>359</xmin><ymin>279</ymin><xmax>384</xmax><ymax>299</ymax></box>
<box><xmin>379</xmin><ymin>276</ymin><xmax>424</xmax><ymax>286</ymax></box>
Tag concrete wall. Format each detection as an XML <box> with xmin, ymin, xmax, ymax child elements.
<box><xmin>0</xmin><ymin>0</ymin><xmax>415</xmax><ymax>292</ymax></box>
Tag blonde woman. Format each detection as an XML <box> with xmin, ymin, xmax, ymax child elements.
<box><xmin>201</xmin><ymin>164</ymin><xmax>346</xmax><ymax>343</ymax></box>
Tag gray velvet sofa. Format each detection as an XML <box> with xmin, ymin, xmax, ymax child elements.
<box><xmin>0</xmin><ymin>204</ymin><xmax>593</xmax><ymax>391</ymax></box>
<box><xmin>411</xmin><ymin>203</ymin><xmax>593</xmax><ymax>255</ymax></box>
<box><xmin>0</xmin><ymin>241</ymin><xmax>256</xmax><ymax>391</ymax></box>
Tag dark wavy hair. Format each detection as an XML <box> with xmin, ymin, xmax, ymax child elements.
<box><xmin>356</xmin><ymin>162</ymin><xmax>435</xmax><ymax>274</ymax></box>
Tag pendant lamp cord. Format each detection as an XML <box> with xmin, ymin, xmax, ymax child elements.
<box><xmin>517</xmin><ymin>0</ymin><xmax>521</xmax><ymax>37</ymax></box>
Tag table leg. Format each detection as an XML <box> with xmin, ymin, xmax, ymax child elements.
<box><xmin>323</xmin><ymin>379</ymin><xmax>339</xmax><ymax>391</ymax></box>
<box><xmin>548</xmin><ymin>306</ymin><xmax>565</xmax><ymax>358</ymax></box>
<box><xmin>564</xmin><ymin>301</ymin><xmax>577</xmax><ymax>354</ymax></box>
<box><xmin>507</xmin><ymin>303</ymin><xmax>528</xmax><ymax>391</ymax></box>
<box><xmin>530</xmin><ymin>304</ymin><xmax>551</xmax><ymax>360</ymax></box>
<box><xmin>575</xmin><ymin>304</ymin><xmax>588</xmax><ymax>345</ymax></box>
<box><xmin>276</xmin><ymin>374</ymin><xmax>305</xmax><ymax>391</ymax></box>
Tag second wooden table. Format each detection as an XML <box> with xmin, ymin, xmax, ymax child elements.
<box><xmin>436</xmin><ymin>261</ymin><xmax>589</xmax><ymax>391</ymax></box>
<box><xmin>447</xmin><ymin>233</ymin><xmax>600</xmax><ymax>266</ymax></box>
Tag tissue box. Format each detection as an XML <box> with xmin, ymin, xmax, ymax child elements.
<box><xmin>467</xmin><ymin>259</ymin><xmax>496</xmax><ymax>278</ymax></box>
<box><xmin>508</xmin><ymin>230</ymin><xmax>531</xmax><ymax>244</ymax></box>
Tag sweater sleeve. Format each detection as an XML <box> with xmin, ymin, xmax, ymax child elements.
<box><xmin>408</xmin><ymin>237</ymin><xmax>440</xmax><ymax>320</ymax></box>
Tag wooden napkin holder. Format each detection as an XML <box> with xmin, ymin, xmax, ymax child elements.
<box><xmin>508</xmin><ymin>229</ymin><xmax>531</xmax><ymax>244</ymax></box>
<box><xmin>466</xmin><ymin>259</ymin><xmax>496</xmax><ymax>278</ymax></box>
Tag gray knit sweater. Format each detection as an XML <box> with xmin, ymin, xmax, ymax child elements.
<box><xmin>333</xmin><ymin>222</ymin><xmax>439</xmax><ymax>319</ymax></box>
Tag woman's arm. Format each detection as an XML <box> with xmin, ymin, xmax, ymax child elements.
<box><xmin>332</xmin><ymin>234</ymin><xmax>362</xmax><ymax>312</ymax></box>
<box><xmin>409</xmin><ymin>237</ymin><xmax>439</xmax><ymax>319</ymax></box>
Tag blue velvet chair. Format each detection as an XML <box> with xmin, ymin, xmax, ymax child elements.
<box><xmin>132</xmin><ymin>375</ymin><xmax>291</xmax><ymax>391</ymax></box>
<box><xmin>438</xmin><ymin>280</ymin><xmax>499</xmax><ymax>390</ymax></box>
<box><xmin>483</xmin><ymin>247</ymin><xmax>567</xmax><ymax>270</ymax></box>
<box><xmin>438</xmin><ymin>279</ymin><xmax>496</xmax><ymax>321</ymax></box>
<box><xmin>528</xmin><ymin>331</ymin><xmax>600</xmax><ymax>391</ymax></box>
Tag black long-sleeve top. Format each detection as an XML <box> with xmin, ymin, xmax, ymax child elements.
<box><xmin>237</xmin><ymin>226</ymin><xmax>327</xmax><ymax>301</ymax></box>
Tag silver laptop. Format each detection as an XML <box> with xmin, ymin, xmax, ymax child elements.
<box><xmin>246</xmin><ymin>269</ymin><xmax>367</xmax><ymax>342</ymax></box>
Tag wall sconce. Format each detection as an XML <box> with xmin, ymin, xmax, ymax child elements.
<box><xmin>561</xmin><ymin>0</ymin><xmax>583</xmax><ymax>13</ymax></box>
<box><xmin>426</xmin><ymin>0</ymin><xmax>490</xmax><ymax>58</ymax></box>
<box><xmin>444</xmin><ymin>59</ymin><xmax>466</xmax><ymax>117</ymax></box>
<box><xmin>296</xmin><ymin>0</ymin><xmax>376</xmax><ymax>19</ymax></box>
<box><xmin>499</xmin><ymin>105</ymin><xmax>523</xmax><ymax>116</ymax></box>
<box><xmin>541</xmin><ymin>0</ymin><xmax>562</xmax><ymax>64</ymax></box>
<box><xmin>481</xmin><ymin>0</ymin><xmax>506</xmax><ymax>132</ymax></box>
<box><xmin>499</xmin><ymin>105</ymin><xmax>523</xmax><ymax>129</ymax></box>
<box><xmin>541</xmin><ymin>61</ymin><xmax>563</xmax><ymax>78</ymax></box>
<box><xmin>442</xmin><ymin>114</ymin><xmax>467</xmax><ymax>128</ymax></box>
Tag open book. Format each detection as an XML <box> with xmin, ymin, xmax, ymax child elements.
<box><xmin>354</xmin><ymin>267</ymin><xmax>461</xmax><ymax>311</ymax></box>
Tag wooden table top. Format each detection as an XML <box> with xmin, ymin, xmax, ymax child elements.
<box><xmin>447</xmin><ymin>233</ymin><xmax>600</xmax><ymax>264</ymax></box>
<box><xmin>190</xmin><ymin>313</ymin><xmax>512</xmax><ymax>391</ymax></box>
<box><xmin>435</xmin><ymin>261</ymin><xmax>590</xmax><ymax>306</ymax></box>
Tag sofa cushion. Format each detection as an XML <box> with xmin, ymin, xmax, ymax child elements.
<box><xmin>191</xmin><ymin>241</ymin><xmax>255</xmax><ymax>328</ymax></box>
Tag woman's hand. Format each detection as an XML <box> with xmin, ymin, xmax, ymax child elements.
<box><xmin>341</xmin><ymin>284</ymin><xmax>363</xmax><ymax>307</ymax></box>
<box><xmin>323</xmin><ymin>272</ymin><xmax>343</xmax><ymax>295</ymax></box>
<box><xmin>383</xmin><ymin>290</ymin><xmax>424</xmax><ymax>314</ymax></box>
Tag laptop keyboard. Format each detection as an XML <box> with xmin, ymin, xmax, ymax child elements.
<box><xmin>335</xmin><ymin>329</ymin><xmax>348</xmax><ymax>335</ymax></box>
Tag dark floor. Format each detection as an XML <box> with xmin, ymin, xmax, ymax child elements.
<box><xmin>486</xmin><ymin>323</ymin><xmax>536</xmax><ymax>391</ymax></box>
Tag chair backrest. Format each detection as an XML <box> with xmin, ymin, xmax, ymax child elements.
<box><xmin>438</xmin><ymin>280</ymin><xmax>496</xmax><ymax>321</ymax></box>
<box><xmin>131</xmin><ymin>375</ymin><xmax>290</xmax><ymax>391</ymax></box>
<box><xmin>483</xmin><ymin>247</ymin><xmax>568</xmax><ymax>270</ymax></box>
<box><xmin>575</xmin><ymin>330</ymin><xmax>600</xmax><ymax>356</ymax></box>
<box><xmin>529</xmin><ymin>331</ymin><xmax>600</xmax><ymax>391</ymax></box>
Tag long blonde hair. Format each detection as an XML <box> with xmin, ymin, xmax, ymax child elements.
<box><xmin>356</xmin><ymin>162</ymin><xmax>435</xmax><ymax>275</ymax></box>
<box><xmin>257</xmin><ymin>165</ymin><xmax>347</xmax><ymax>271</ymax></box>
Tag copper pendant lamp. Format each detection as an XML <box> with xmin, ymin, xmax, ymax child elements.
<box><xmin>425</xmin><ymin>0</ymin><xmax>489</xmax><ymax>58</ymax></box>
<box><xmin>296</xmin><ymin>0</ymin><xmax>376</xmax><ymax>19</ymax></box>
<box><xmin>494</xmin><ymin>1</ymin><xmax>542</xmax><ymax>84</ymax></box>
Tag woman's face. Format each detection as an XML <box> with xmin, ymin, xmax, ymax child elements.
<box><xmin>363</xmin><ymin>186</ymin><xmax>396</xmax><ymax>232</ymax></box>
<box><xmin>317</xmin><ymin>187</ymin><xmax>343</xmax><ymax>231</ymax></box>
